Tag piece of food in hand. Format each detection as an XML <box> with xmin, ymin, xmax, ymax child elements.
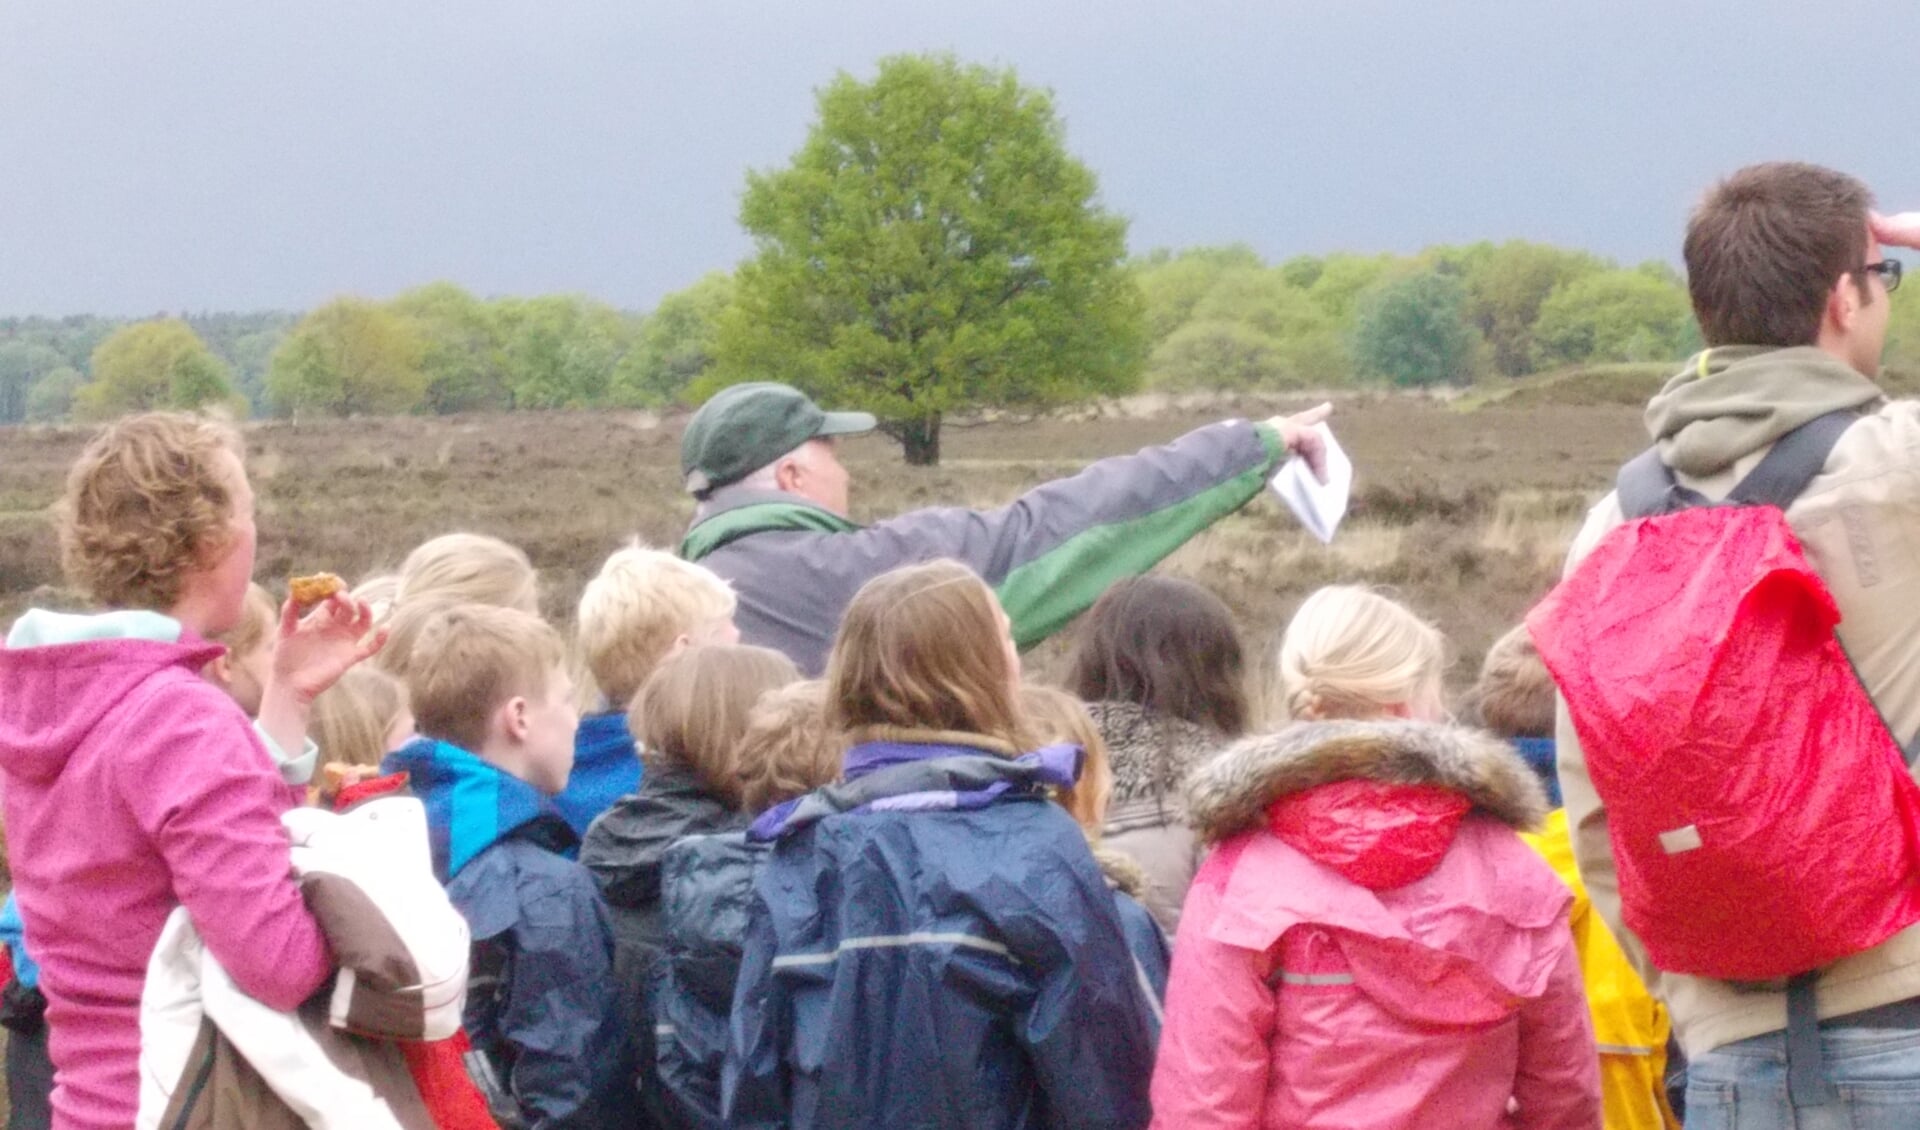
<box><xmin>288</xmin><ymin>572</ymin><xmax>346</xmax><ymax>608</ymax></box>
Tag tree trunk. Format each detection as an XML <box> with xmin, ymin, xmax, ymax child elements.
<box><xmin>899</xmin><ymin>413</ymin><xmax>942</xmax><ymax>466</ymax></box>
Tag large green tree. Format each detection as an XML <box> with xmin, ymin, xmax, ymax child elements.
<box><xmin>1350</xmin><ymin>270</ymin><xmax>1481</xmax><ymax>388</ymax></box>
<box><xmin>714</xmin><ymin>53</ymin><xmax>1146</xmax><ymax>465</ymax></box>
<box><xmin>1440</xmin><ymin>241</ymin><xmax>1604</xmax><ymax>377</ymax></box>
<box><xmin>266</xmin><ymin>298</ymin><xmax>429</xmax><ymax>417</ymax></box>
<box><xmin>75</xmin><ymin>320</ymin><xmax>238</xmax><ymax>421</ymax></box>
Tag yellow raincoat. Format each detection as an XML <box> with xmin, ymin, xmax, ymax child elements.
<box><xmin>1524</xmin><ymin>809</ymin><xmax>1682</xmax><ymax>1130</ymax></box>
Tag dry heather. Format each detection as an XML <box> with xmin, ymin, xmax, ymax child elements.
<box><xmin>0</xmin><ymin>395</ymin><xmax>1645</xmax><ymax>703</ymax></box>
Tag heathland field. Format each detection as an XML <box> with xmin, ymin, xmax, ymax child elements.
<box><xmin>0</xmin><ymin>393</ymin><xmax>1646</xmax><ymax>702</ymax></box>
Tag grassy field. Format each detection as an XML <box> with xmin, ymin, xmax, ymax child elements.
<box><xmin>0</xmin><ymin>393</ymin><xmax>1646</xmax><ymax>703</ymax></box>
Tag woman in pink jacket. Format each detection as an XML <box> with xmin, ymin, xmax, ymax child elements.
<box><xmin>1151</xmin><ymin>586</ymin><xmax>1600</xmax><ymax>1130</ymax></box>
<box><xmin>0</xmin><ymin>413</ymin><xmax>379</xmax><ymax>1130</ymax></box>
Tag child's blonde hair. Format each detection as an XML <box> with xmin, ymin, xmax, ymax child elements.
<box><xmin>634</xmin><ymin>644</ymin><xmax>800</xmax><ymax>811</ymax></box>
<box><xmin>209</xmin><ymin>583</ymin><xmax>277</xmax><ymax>656</ymax></box>
<box><xmin>311</xmin><ymin>666</ymin><xmax>409</xmax><ymax>769</ymax></box>
<box><xmin>735</xmin><ymin>680</ymin><xmax>838</xmax><ymax>815</ymax></box>
<box><xmin>1020</xmin><ymin>685</ymin><xmax>1114</xmax><ymax>836</ymax></box>
<box><xmin>58</xmin><ymin>412</ymin><xmax>244</xmax><ymax>610</ymax></box>
<box><xmin>395</xmin><ymin>534</ymin><xmax>540</xmax><ymax>616</ymax></box>
<box><xmin>576</xmin><ymin>542</ymin><xmax>737</xmax><ymax>709</ymax></box>
<box><xmin>1277</xmin><ymin>586</ymin><xmax>1447</xmax><ymax>722</ymax></box>
<box><xmin>352</xmin><ymin>573</ymin><xmax>400</xmax><ymax>625</ymax></box>
<box><xmin>405</xmin><ymin>604</ymin><xmax>566</xmax><ymax>754</ymax></box>
<box><xmin>826</xmin><ymin>560</ymin><xmax>1029</xmax><ymax>750</ymax></box>
<box><xmin>1468</xmin><ymin>625</ymin><xmax>1556</xmax><ymax>740</ymax></box>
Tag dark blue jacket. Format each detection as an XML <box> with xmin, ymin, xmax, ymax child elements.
<box><xmin>722</xmin><ymin>739</ymin><xmax>1159</xmax><ymax>1130</ymax></box>
<box><xmin>386</xmin><ymin>738</ymin><xmax>639</xmax><ymax>1130</ymax></box>
<box><xmin>558</xmin><ymin>712</ymin><xmax>644</xmax><ymax>838</ymax></box>
<box><xmin>652</xmin><ymin>832</ymin><xmax>764</xmax><ymax>1130</ymax></box>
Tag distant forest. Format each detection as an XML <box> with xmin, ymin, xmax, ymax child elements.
<box><xmin>3</xmin><ymin>240</ymin><xmax>1915</xmax><ymax>426</ymax></box>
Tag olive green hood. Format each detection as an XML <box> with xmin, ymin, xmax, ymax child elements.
<box><xmin>1645</xmin><ymin>346</ymin><xmax>1883</xmax><ymax>478</ymax></box>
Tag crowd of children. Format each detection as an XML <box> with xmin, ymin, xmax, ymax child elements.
<box><xmin>0</xmin><ymin>409</ymin><xmax>1663</xmax><ymax>1129</ymax></box>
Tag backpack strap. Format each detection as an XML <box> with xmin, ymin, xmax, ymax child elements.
<box><xmin>1615</xmin><ymin>409</ymin><xmax>1860</xmax><ymax>519</ymax></box>
<box><xmin>1723</xmin><ymin>410</ymin><xmax>1860</xmax><ymax>509</ymax></box>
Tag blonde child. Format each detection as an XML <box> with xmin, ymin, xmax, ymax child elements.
<box><xmin>724</xmin><ymin>560</ymin><xmax>1158</xmax><ymax>1129</ymax></box>
<box><xmin>0</xmin><ymin>412</ymin><xmax>377</xmax><ymax>1128</ymax></box>
<box><xmin>1151</xmin><ymin>586</ymin><xmax>1600</xmax><ymax>1129</ymax></box>
<box><xmin>394</xmin><ymin>532</ymin><xmax>540</xmax><ymax>615</ymax></box>
<box><xmin>381</xmin><ymin>603</ymin><xmax>633</xmax><ymax>1127</ymax></box>
<box><xmin>1473</xmin><ymin>625</ymin><xmax>1680</xmax><ymax>1130</ymax></box>
<box><xmin>202</xmin><ymin>582</ymin><xmax>278</xmax><ymax>717</ymax></box>
<box><xmin>653</xmin><ymin>679</ymin><xmax>838</xmax><ymax>1128</ymax></box>
<box><xmin>569</xmin><ymin>542</ymin><xmax>740</xmax><ymax>835</ymax></box>
<box><xmin>1021</xmin><ymin>684</ymin><xmax>1172</xmax><ymax>1011</ymax></box>
<box><xmin>308</xmin><ymin>665</ymin><xmax>414</xmax><ymax>807</ymax></box>
<box><xmin>579</xmin><ymin>643</ymin><xmax>797</xmax><ymax>1127</ymax></box>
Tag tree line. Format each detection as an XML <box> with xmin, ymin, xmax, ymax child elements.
<box><xmin>0</xmin><ymin>240</ymin><xmax>1777</xmax><ymax>425</ymax></box>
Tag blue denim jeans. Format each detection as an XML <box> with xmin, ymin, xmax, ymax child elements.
<box><xmin>1686</xmin><ymin>1026</ymin><xmax>1920</xmax><ymax>1129</ymax></box>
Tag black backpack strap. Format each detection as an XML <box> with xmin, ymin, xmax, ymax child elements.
<box><xmin>1616</xmin><ymin>449</ymin><xmax>1709</xmax><ymax>519</ymax></box>
<box><xmin>1724</xmin><ymin>410</ymin><xmax>1860</xmax><ymax>510</ymax></box>
<box><xmin>1615</xmin><ymin>409</ymin><xmax>1860</xmax><ymax>519</ymax></box>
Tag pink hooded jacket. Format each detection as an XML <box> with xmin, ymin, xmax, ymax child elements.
<box><xmin>1150</xmin><ymin>720</ymin><xmax>1600</xmax><ymax>1130</ymax></box>
<box><xmin>0</xmin><ymin>611</ymin><xmax>333</xmax><ymax>1130</ymax></box>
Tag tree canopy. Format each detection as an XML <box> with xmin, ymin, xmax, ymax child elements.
<box><xmin>713</xmin><ymin>53</ymin><xmax>1146</xmax><ymax>464</ymax></box>
<box><xmin>267</xmin><ymin>298</ymin><xmax>429</xmax><ymax>417</ymax></box>
<box><xmin>75</xmin><ymin>320</ymin><xmax>238</xmax><ymax>421</ymax></box>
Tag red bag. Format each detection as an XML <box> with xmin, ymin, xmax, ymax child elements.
<box><xmin>1530</xmin><ymin>449</ymin><xmax>1920</xmax><ymax>981</ymax></box>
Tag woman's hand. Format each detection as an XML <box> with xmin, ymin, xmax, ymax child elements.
<box><xmin>1263</xmin><ymin>402</ymin><xmax>1334</xmax><ymax>484</ymax></box>
<box><xmin>270</xmin><ymin>594</ymin><xmax>385</xmax><ymax>707</ymax></box>
<box><xmin>257</xmin><ymin>596</ymin><xmax>387</xmax><ymax>771</ymax></box>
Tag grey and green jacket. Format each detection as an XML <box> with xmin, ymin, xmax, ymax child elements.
<box><xmin>680</xmin><ymin>419</ymin><xmax>1283</xmax><ymax>674</ymax></box>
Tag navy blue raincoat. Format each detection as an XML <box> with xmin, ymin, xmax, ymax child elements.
<box><xmin>722</xmin><ymin>738</ymin><xmax>1159</xmax><ymax>1130</ymax></box>
<box><xmin>386</xmin><ymin>737</ymin><xmax>640</xmax><ymax>1130</ymax></box>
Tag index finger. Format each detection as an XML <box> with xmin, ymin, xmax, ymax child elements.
<box><xmin>1289</xmin><ymin>402</ymin><xmax>1333</xmax><ymax>429</ymax></box>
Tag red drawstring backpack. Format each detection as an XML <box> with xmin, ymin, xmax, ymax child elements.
<box><xmin>1528</xmin><ymin>410</ymin><xmax>1920</xmax><ymax>1103</ymax></box>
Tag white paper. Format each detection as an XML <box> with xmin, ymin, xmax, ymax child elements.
<box><xmin>1268</xmin><ymin>423</ymin><xmax>1352</xmax><ymax>544</ymax></box>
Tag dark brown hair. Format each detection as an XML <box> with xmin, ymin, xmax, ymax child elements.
<box><xmin>1065</xmin><ymin>576</ymin><xmax>1249</xmax><ymax>736</ymax></box>
<box><xmin>1685</xmin><ymin>162</ymin><xmax>1875</xmax><ymax>348</ymax></box>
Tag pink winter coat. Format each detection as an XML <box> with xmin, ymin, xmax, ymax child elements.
<box><xmin>1151</xmin><ymin>720</ymin><xmax>1600</xmax><ymax>1130</ymax></box>
<box><xmin>0</xmin><ymin>611</ymin><xmax>334</xmax><ymax>1130</ymax></box>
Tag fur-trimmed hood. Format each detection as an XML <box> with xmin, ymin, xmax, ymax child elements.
<box><xmin>1185</xmin><ymin>720</ymin><xmax>1549</xmax><ymax>846</ymax></box>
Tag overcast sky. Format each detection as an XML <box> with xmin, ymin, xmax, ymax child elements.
<box><xmin>4</xmin><ymin>0</ymin><xmax>1918</xmax><ymax>317</ymax></box>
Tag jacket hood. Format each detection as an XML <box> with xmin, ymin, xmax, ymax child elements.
<box><xmin>1645</xmin><ymin>346</ymin><xmax>1883</xmax><ymax>478</ymax></box>
<box><xmin>382</xmin><ymin>737</ymin><xmax>574</xmax><ymax>881</ymax></box>
<box><xmin>0</xmin><ymin>610</ymin><xmax>221</xmax><ymax>786</ymax></box>
<box><xmin>1186</xmin><ymin>720</ymin><xmax>1548</xmax><ymax>848</ymax></box>
<box><xmin>750</xmin><ymin>736</ymin><xmax>1080</xmax><ymax>841</ymax></box>
<box><xmin>579</xmin><ymin>760</ymin><xmax>746</xmax><ymax>911</ymax></box>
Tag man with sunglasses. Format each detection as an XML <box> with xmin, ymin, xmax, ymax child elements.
<box><xmin>1552</xmin><ymin>162</ymin><xmax>1918</xmax><ymax>1128</ymax></box>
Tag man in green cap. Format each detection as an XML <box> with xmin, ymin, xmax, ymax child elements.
<box><xmin>679</xmin><ymin>380</ymin><xmax>1330</xmax><ymax>674</ymax></box>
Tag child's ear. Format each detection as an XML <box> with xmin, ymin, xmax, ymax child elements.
<box><xmin>499</xmin><ymin>696</ymin><xmax>532</xmax><ymax>744</ymax></box>
<box><xmin>202</xmin><ymin>653</ymin><xmax>233</xmax><ymax>688</ymax></box>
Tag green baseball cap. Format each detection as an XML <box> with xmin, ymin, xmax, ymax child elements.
<box><xmin>681</xmin><ymin>382</ymin><xmax>877</xmax><ymax>496</ymax></box>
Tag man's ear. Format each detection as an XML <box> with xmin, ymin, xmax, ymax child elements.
<box><xmin>773</xmin><ymin>455</ymin><xmax>803</xmax><ymax>494</ymax></box>
<box><xmin>1829</xmin><ymin>271</ymin><xmax>1863</xmax><ymax>334</ymax></box>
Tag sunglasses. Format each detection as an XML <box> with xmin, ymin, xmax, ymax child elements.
<box><xmin>1864</xmin><ymin>259</ymin><xmax>1903</xmax><ymax>293</ymax></box>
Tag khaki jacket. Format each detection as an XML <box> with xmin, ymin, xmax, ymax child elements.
<box><xmin>1560</xmin><ymin>345</ymin><xmax>1920</xmax><ymax>1058</ymax></box>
